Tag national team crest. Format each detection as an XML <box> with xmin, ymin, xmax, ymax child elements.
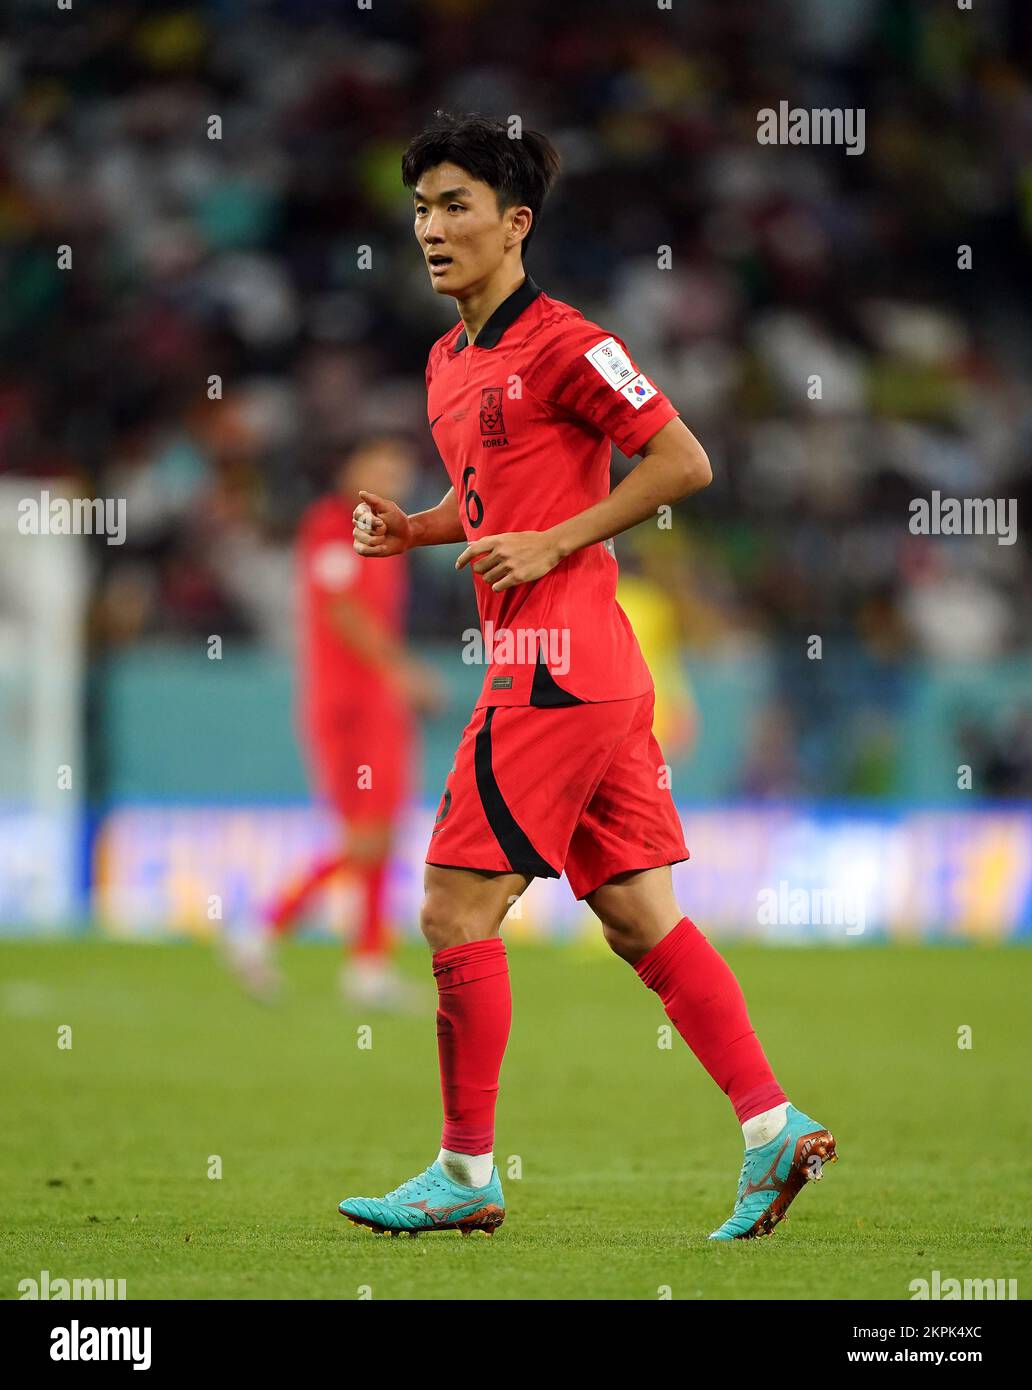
<box><xmin>479</xmin><ymin>387</ymin><xmax>506</xmax><ymax>435</ymax></box>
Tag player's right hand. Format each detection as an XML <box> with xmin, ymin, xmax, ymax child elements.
<box><xmin>353</xmin><ymin>490</ymin><xmax>413</xmax><ymax>557</ymax></box>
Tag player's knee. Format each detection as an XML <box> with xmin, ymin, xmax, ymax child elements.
<box><xmin>418</xmin><ymin>890</ymin><xmax>486</xmax><ymax>952</ymax></box>
<box><xmin>599</xmin><ymin>917</ymin><xmax>644</xmax><ymax>963</ymax></box>
<box><xmin>347</xmin><ymin>822</ymin><xmax>392</xmax><ymax>863</ymax></box>
<box><xmin>590</xmin><ymin>891</ymin><xmax>680</xmax><ymax>964</ymax></box>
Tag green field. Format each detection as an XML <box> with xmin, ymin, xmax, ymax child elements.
<box><xmin>2</xmin><ymin>938</ymin><xmax>1029</xmax><ymax>1300</ymax></box>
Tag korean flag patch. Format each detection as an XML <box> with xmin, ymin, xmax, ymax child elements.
<box><xmin>620</xmin><ymin>373</ymin><xmax>658</xmax><ymax>410</ymax></box>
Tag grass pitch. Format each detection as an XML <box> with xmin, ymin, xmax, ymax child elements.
<box><xmin>1</xmin><ymin>937</ymin><xmax>1029</xmax><ymax>1300</ymax></box>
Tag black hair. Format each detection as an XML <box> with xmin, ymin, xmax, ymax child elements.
<box><xmin>401</xmin><ymin>111</ymin><xmax>561</xmax><ymax>257</ymax></box>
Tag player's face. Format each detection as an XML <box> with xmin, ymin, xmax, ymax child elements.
<box><xmin>342</xmin><ymin>442</ymin><xmax>414</xmax><ymax>503</ymax></box>
<box><xmin>413</xmin><ymin>162</ymin><xmax>520</xmax><ymax>296</ymax></box>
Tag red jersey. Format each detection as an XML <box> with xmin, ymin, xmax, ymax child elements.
<box><xmin>426</xmin><ymin>275</ymin><xmax>679</xmax><ymax>708</ymax></box>
<box><xmin>298</xmin><ymin>495</ymin><xmax>407</xmax><ymax>721</ymax></box>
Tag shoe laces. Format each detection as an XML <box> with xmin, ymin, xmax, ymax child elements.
<box><xmin>384</xmin><ymin>1164</ymin><xmax>446</xmax><ymax>1203</ymax></box>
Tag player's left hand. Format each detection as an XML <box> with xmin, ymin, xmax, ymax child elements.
<box><xmin>455</xmin><ymin>531</ymin><xmax>561</xmax><ymax>591</ymax></box>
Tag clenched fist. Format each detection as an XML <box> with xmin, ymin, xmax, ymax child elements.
<box><xmin>353</xmin><ymin>490</ymin><xmax>414</xmax><ymax>558</ymax></box>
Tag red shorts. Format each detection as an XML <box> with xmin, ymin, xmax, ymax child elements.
<box><xmin>304</xmin><ymin>699</ymin><xmax>414</xmax><ymax>821</ymax></box>
<box><xmin>426</xmin><ymin>691</ymin><xmax>688</xmax><ymax>900</ymax></box>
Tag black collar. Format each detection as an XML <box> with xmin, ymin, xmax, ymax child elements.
<box><xmin>453</xmin><ymin>274</ymin><xmax>542</xmax><ymax>352</ymax></box>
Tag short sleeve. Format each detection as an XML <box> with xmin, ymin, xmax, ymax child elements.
<box><xmin>523</xmin><ymin>324</ymin><xmax>679</xmax><ymax>458</ymax></box>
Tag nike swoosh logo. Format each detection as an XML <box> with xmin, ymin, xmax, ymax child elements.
<box><xmin>429</xmin><ymin>412</ymin><xmax>444</xmax><ymax>429</ymax></box>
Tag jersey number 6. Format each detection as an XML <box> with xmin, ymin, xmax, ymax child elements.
<box><xmin>462</xmin><ymin>467</ymin><xmax>484</xmax><ymax>529</ymax></box>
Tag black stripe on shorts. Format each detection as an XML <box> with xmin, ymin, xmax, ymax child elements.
<box><xmin>473</xmin><ymin>708</ymin><xmax>560</xmax><ymax>878</ymax></box>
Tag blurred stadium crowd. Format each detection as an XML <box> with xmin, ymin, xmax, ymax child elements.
<box><xmin>2</xmin><ymin>0</ymin><xmax>1030</xmax><ymax>797</ymax></box>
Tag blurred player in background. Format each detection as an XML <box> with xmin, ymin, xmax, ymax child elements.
<box><xmin>616</xmin><ymin>538</ymin><xmax>698</xmax><ymax>764</ymax></box>
<box><xmin>228</xmin><ymin>432</ymin><xmax>442</xmax><ymax>1008</ymax></box>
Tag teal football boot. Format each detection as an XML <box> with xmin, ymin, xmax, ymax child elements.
<box><xmin>708</xmin><ymin>1105</ymin><xmax>838</xmax><ymax>1240</ymax></box>
<box><xmin>339</xmin><ymin>1161</ymin><xmax>505</xmax><ymax>1237</ymax></box>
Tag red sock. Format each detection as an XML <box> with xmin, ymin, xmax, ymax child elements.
<box><xmin>353</xmin><ymin>859</ymin><xmax>390</xmax><ymax>958</ymax></box>
<box><xmin>433</xmin><ymin>937</ymin><xmax>511</xmax><ymax>1154</ymax></box>
<box><xmin>635</xmin><ymin>917</ymin><xmax>787</xmax><ymax>1124</ymax></box>
<box><xmin>265</xmin><ymin>853</ymin><xmax>348</xmax><ymax>936</ymax></box>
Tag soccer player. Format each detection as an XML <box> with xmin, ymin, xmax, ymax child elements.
<box><xmin>228</xmin><ymin>433</ymin><xmax>441</xmax><ymax>1009</ymax></box>
<box><xmin>338</xmin><ymin>114</ymin><xmax>837</xmax><ymax>1239</ymax></box>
